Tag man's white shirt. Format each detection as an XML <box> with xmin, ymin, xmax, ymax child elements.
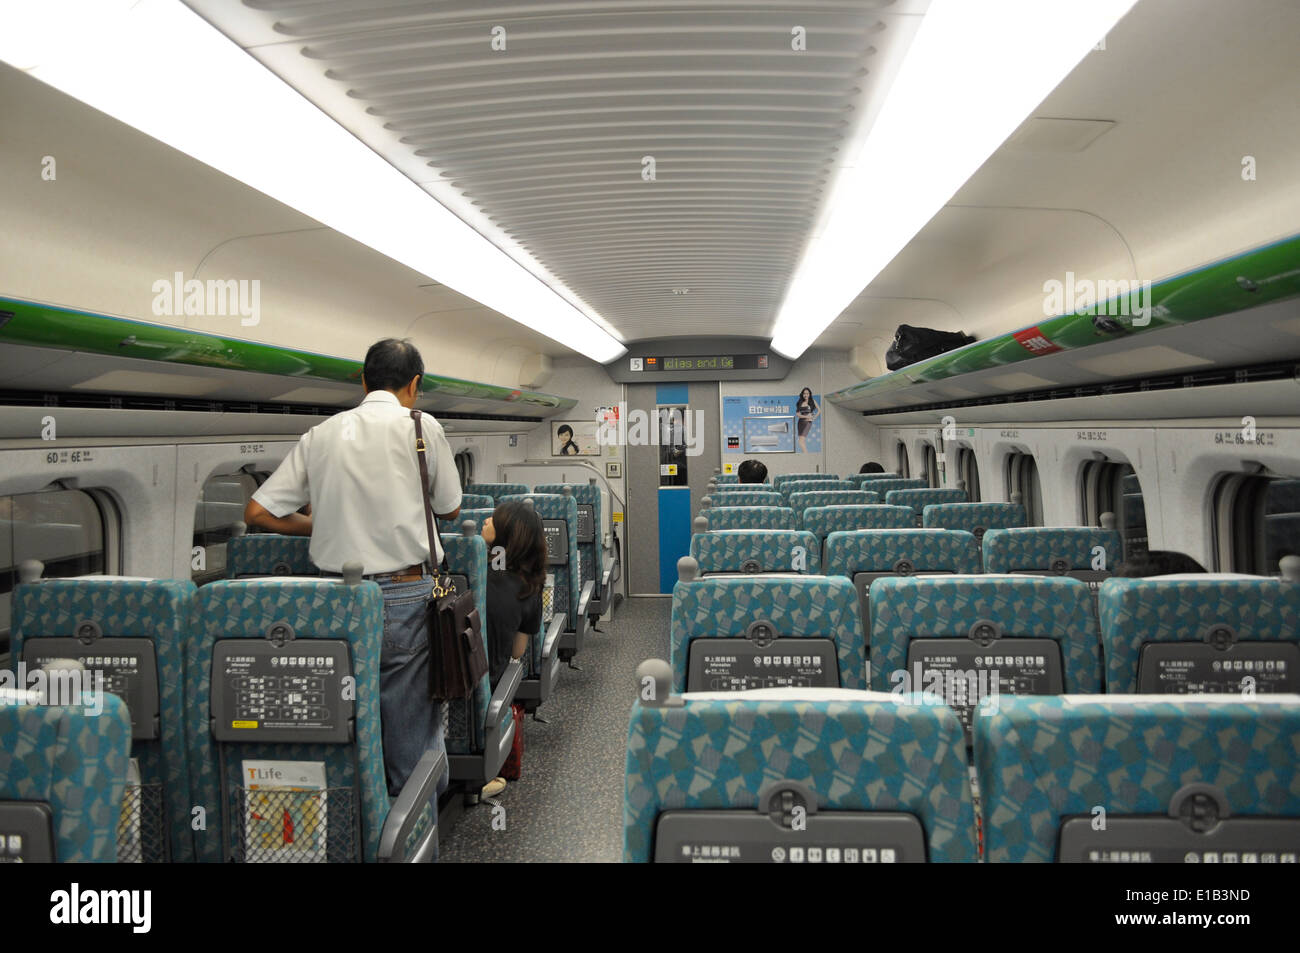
<box><xmin>252</xmin><ymin>390</ymin><xmax>462</xmax><ymax>573</ymax></box>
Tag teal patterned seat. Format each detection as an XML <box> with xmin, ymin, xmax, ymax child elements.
<box><xmin>535</xmin><ymin>483</ymin><xmax>604</xmax><ymax>608</ymax></box>
<box><xmin>869</xmin><ymin>575</ymin><xmax>1102</xmax><ymax>693</ymax></box>
<box><xmin>438</xmin><ymin>532</ymin><xmax>491</xmax><ymax>756</ymax></box>
<box><xmin>0</xmin><ymin>696</ymin><xmax>133</xmax><ymax>862</ymax></box>
<box><xmin>439</xmin><ymin>507</ymin><xmax>494</xmax><ymax>536</ymax></box>
<box><xmin>12</xmin><ymin>576</ymin><xmax>197</xmax><ymax>862</ymax></box>
<box><xmin>922</xmin><ymin>503</ymin><xmax>1026</xmax><ymax>549</ymax></box>
<box><xmin>804</xmin><ymin>505</ymin><xmax>915</xmax><ymax>544</ymax></box>
<box><xmin>885</xmin><ymin>488</ymin><xmax>968</xmax><ymax>524</ymax></box>
<box><xmin>624</xmin><ymin>690</ymin><xmax>978</xmax><ymax>862</ymax></box>
<box><xmin>712</xmin><ymin>482</ymin><xmax>772</xmax><ymax>491</ymax></box>
<box><xmin>440</xmin><ymin>530</ymin><xmax>521</xmax><ymax>787</ymax></box>
<box><xmin>981</xmin><ymin>526</ymin><xmax>1123</xmax><ymax>575</ymax></box>
<box><xmin>975</xmin><ymin>695</ymin><xmax>1300</xmax><ymax>862</ymax></box>
<box><xmin>690</xmin><ymin>529</ymin><xmax>820</xmax><ymax>575</ymax></box>
<box><xmin>847</xmin><ymin>472</ymin><xmax>901</xmax><ymax>488</ymax></box>
<box><xmin>787</xmin><ymin>490</ymin><xmax>880</xmax><ymax>528</ymax></box>
<box><xmin>707</xmin><ymin>490</ymin><xmax>784</xmax><ymax>508</ymax></box>
<box><xmin>460</xmin><ymin>493</ymin><xmax>495</xmax><ymax>510</ymax></box>
<box><xmin>823</xmin><ymin>529</ymin><xmax>981</xmax><ymax>580</ymax></box>
<box><xmin>186</xmin><ymin>578</ymin><xmax>399</xmax><ymax>863</ymax></box>
<box><xmin>670</xmin><ymin>574</ymin><xmax>865</xmax><ymax>691</ymax></box>
<box><xmin>772</xmin><ymin>473</ymin><xmax>840</xmax><ymax>490</ymax></box>
<box><xmin>858</xmin><ymin>478</ymin><xmax>928</xmax><ymax>497</ymax></box>
<box><xmin>713</xmin><ymin>473</ymin><xmax>740</xmax><ymax>485</ymax></box>
<box><xmin>1097</xmin><ymin>576</ymin><xmax>1300</xmax><ymax>694</ymax></box>
<box><xmin>466</xmin><ymin>482</ymin><xmax>529</xmax><ymax>499</ymax></box>
<box><xmin>700</xmin><ymin>506</ymin><xmax>795</xmax><ymax>531</ymax></box>
<box><xmin>227</xmin><ymin>534</ymin><xmax>318</xmax><ymax>577</ymax></box>
<box><xmin>779</xmin><ymin>479</ymin><xmax>856</xmax><ymax>501</ymax></box>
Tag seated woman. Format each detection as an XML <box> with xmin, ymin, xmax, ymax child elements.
<box><xmin>479</xmin><ymin>500</ymin><xmax>547</xmax><ymax>797</ymax></box>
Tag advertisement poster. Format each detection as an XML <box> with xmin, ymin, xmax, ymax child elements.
<box><xmin>722</xmin><ymin>391</ymin><xmax>822</xmax><ymax>455</ymax></box>
<box><xmin>552</xmin><ymin>420</ymin><xmax>601</xmax><ymax>456</ymax></box>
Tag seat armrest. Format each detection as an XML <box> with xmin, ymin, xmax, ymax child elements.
<box><xmin>486</xmin><ymin>657</ymin><xmax>523</xmax><ymax>729</ymax></box>
<box><xmin>574</xmin><ymin>580</ymin><xmax>595</xmax><ymax>636</ymax></box>
<box><xmin>542</xmin><ymin>613</ymin><xmax>565</xmax><ymax>659</ymax></box>
<box><xmin>378</xmin><ymin>747</ymin><xmax>446</xmax><ymax>863</ymax></box>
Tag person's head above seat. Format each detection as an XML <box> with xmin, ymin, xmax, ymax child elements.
<box><xmin>737</xmin><ymin>459</ymin><xmax>768</xmax><ymax>484</ymax></box>
<box><xmin>1114</xmin><ymin>549</ymin><xmax>1207</xmax><ymax>577</ymax></box>
<box><xmin>482</xmin><ymin>501</ymin><xmax>548</xmax><ymax>597</ymax></box>
<box><xmin>859</xmin><ymin>462</ymin><xmax>885</xmax><ymax>474</ymax></box>
<box><xmin>362</xmin><ymin>338</ymin><xmax>425</xmax><ymax>407</ymax></box>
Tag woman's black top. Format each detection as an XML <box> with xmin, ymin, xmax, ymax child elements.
<box><xmin>484</xmin><ymin>569</ymin><xmax>543</xmax><ymax>687</ymax></box>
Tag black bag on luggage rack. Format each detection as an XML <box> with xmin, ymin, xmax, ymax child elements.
<box><xmin>885</xmin><ymin>325</ymin><xmax>976</xmax><ymax>371</ymax></box>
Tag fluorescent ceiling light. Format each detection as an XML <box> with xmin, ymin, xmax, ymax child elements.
<box><xmin>770</xmin><ymin>0</ymin><xmax>1140</xmax><ymax>360</ymax></box>
<box><xmin>0</xmin><ymin>0</ymin><xmax>626</xmax><ymax>364</ymax></box>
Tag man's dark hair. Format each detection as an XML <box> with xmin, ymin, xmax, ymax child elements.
<box><xmin>1115</xmin><ymin>549</ymin><xmax>1207</xmax><ymax>577</ymax></box>
<box><xmin>558</xmin><ymin>424</ymin><xmax>574</xmax><ymax>438</ymax></box>
<box><xmin>737</xmin><ymin>459</ymin><xmax>768</xmax><ymax>484</ymax></box>
<box><xmin>859</xmin><ymin>462</ymin><xmax>885</xmax><ymax>474</ymax></box>
<box><xmin>363</xmin><ymin>338</ymin><xmax>425</xmax><ymax>393</ymax></box>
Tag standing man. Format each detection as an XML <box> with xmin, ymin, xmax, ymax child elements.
<box><xmin>243</xmin><ymin>338</ymin><xmax>462</xmax><ymax>795</ymax></box>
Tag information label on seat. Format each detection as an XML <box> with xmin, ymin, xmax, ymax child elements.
<box><xmin>687</xmin><ymin>637</ymin><xmax>838</xmax><ymax>691</ymax></box>
<box><xmin>24</xmin><ymin>637</ymin><xmax>160</xmax><ymax>741</ymax></box>
<box><xmin>904</xmin><ymin>637</ymin><xmax>1063</xmax><ymax>732</ymax></box>
<box><xmin>576</xmin><ymin>504</ymin><xmax>595</xmax><ymax>544</ymax></box>
<box><xmin>543</xmin><ymin>519</ymin><xmax>569</xmax><ymax>565</ymax></box>
<box><xmin>211</xmin><ymin>639</ymin><xmax>353</xmax><ymax>744</ymax></box>
<box><xmin>654</xmin><ymin>811</ymin><xmax>926</xmax><ymax>863</ymax></box>
<box><xmin>1059</xmin><ymin>816</ymin><xmax>1300</xmax><ymax>863</ymax></box>
<box><xmin>1137</xmin><ymin>642</ymin><xmax>1298</xmax><ymax>694</ymax></box>
<box><xmin>0</xmin><ymin>802</ymin><xmax>55</xmax><ymax>863</ymax></box>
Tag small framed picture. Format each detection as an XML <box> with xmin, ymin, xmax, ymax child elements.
<box><xmin>552</xmin><ymin>420</ymin><xmax>601</xmax><ymax>457</ymax></box>
<box><xmin>605</xmin><ymin>461</ymin><xmax>622</xmax><ymax>479</ymax></box>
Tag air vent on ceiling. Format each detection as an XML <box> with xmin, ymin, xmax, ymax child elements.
<box><xmin>1003</xmin><ymin>118</ymin><xmax>1116</xmax><ymax>154</ymax></box>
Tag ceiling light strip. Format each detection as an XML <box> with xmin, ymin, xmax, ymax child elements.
<box><xmin>0</xmin><ymin>0</ymin><xmax>626</xmax><ymax>362</ymax></box>
<box><xmin>770</xmin><ymin>0</ymin><xmax>1140</xmax><ymax>360</ymax></box>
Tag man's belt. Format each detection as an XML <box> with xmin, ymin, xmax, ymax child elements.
<box><xmin>366</xmin><ymin>563</ymin><xmax>428</xmax><ymax>583</ymax></box>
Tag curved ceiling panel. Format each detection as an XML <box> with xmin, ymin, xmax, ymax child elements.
<box><xmin>184</xmin><ymin>0</ymin><xmax>921</xmax><ymax>343</ymax></box>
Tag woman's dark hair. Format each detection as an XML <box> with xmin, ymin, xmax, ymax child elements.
<box><xmin>860</xmin><ymin>462</ymin><xmax>885</xmax><ymax>474</ymax></box>
<box><xmin>798</xmin><ymin>388</ymin><xmax>817</xmax><ymax>410</ymax></box>
<box><xmin>490</xmin><ymin>501</ymin><xmax>548</xmax><ymax>598</ymax></box>
<box><xmin>557</xmin><ymin>424</ymin><xmax>574</xmax><ymax>438</ymax></box>
<box><xmin>1115</xmin><ymin>550</ymin><xmax>1207</xmax><ymax>577</ymax></box>
<box><xmin>362</xmin><ymin>338</ymin><xmax>424</xmax><ymax>393</ymax></box>
<box><xmin>737</xmin><ymin>459</ymin><xmax>768</xmax><ymax>484</ymax></box>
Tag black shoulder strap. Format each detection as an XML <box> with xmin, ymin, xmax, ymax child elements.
<box><xmin>410</xmin><ymin>410</ymin><xmax>447</xmax><ymax>573</ymax></box>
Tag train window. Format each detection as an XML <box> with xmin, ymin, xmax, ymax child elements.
<box><xmin>1005</xmin><ymin>452</ymin><xmax>1043</xmax><ymax>526</ymax></box>
<box><xmin>922</xmin><ymin>443</ymin><xmax>939</xmax><ymax>488</ymax></box>
<box><xmin>0</xmin><ymin>488</ymin><xmax>113</xmax><ymax>660</ymax></box>
<box><xmin>193</xmin><ymin>471</ymin><xmax>262</xmax><ymax>584</ymax></box>
<box><xmin>1214</xmin><ymin>474</ymin><xmax>1300</xmax><ymax>575</ymax></box>
<box><xmin>454</xmin><ymin>449</ymin><xmax>474</xmax><ymax>490</ymax></box>
<box><xmin>896</xmin><ymin>442</ymin><xmax>910</xmax><ymax>478</ymax></box>
<box><xmin>957</xmin><ymin>448</ymin><xmax>982</xmax><ymax>502</ymax></box>
<box><xmin>1081</xmin><ymin>461</ymin><xmax>1148</xmax><ymax>558</ymax></box>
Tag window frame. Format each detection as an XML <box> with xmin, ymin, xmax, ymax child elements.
<box><xmin>896</xmin><ymin>442</ymin><xmax>911</xmax><ymax>479</ymax></box>
<box><xmin>957</xmin><ymin>447</ymin><xmax>981</xmax><ymax>502</ymax></box>
<box><xmin>1212</xmin><ymin>471</ymin><xmax>1300</xmax><ymax>575</ymax></box>
<box><xmin>1004</xmin><ymin>452</ymin><xmax>1044</xmax><ymax>526</ymax></box>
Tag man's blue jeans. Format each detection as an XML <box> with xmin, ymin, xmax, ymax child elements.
<box><xmin>377</xmin><ymin>575</ymin><xmax>450</xmax><ymax>801</ymax></box>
